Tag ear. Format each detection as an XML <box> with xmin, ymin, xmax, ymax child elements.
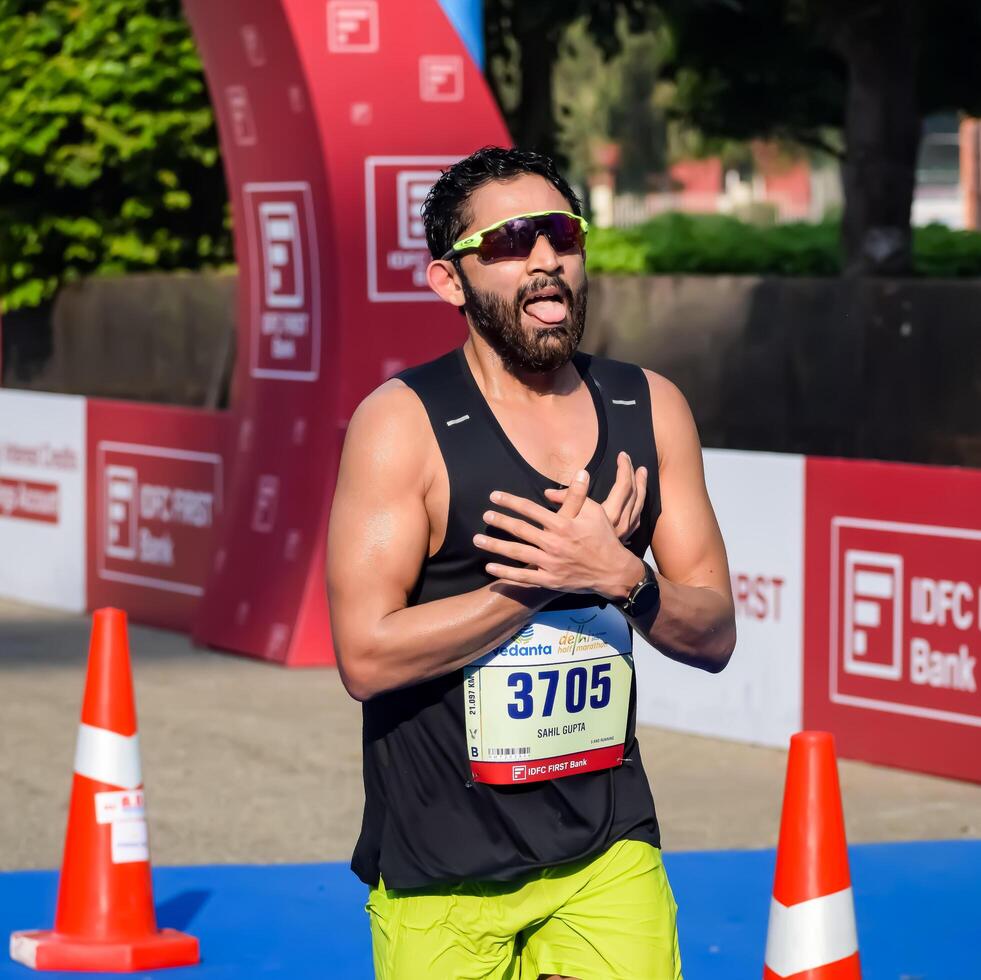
<box><xmin>427</xmin><ymin>258</ymin><xmax>466</xmax><ymax>308</ymax></box>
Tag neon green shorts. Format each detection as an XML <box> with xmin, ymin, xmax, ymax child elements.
<box><xmin>366</xmin><ymin>840</ymin><xmax>682</xmax><ymax>980</ymax></box>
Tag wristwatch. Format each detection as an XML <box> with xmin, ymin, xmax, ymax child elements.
<box><xmin>618</xmin><ymin>560</ymin><xmax>661</xmax><ymax>619</ymax></box>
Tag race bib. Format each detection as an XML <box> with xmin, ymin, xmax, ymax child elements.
<box><xmin>464</xmin><ymin>604</ymin><xmax>633</xmax><ymax>785</ymax></box>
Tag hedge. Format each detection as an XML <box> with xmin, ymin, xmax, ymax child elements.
<box><xmin>586</xmin><ymin>213</ymin><xmax>981</xmax><ymax>278</ymax></box>
<box><xmin>3</xmin><ymin>0</ymin><xmax>979</xmax><ymax>313</ymax></box>
<box><xmin>0</xmin><ymin>0</ymin><xmax>232</xmax><ymax>312</ymax></box>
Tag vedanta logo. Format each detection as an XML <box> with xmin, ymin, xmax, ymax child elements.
<box><xmin>494</xmin><ymin>641</ymin><xmax>553</xmax><ymax>657</ymax></box>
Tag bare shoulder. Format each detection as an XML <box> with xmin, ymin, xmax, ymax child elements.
<box><xmin>347</xmin><ymin>377</ymin><xmax>428</xmax><ymax>436</ymax></box>
<box><xmin>640</xmin><ymin>368</ymin><xmax>699</xmax><ymax>466</ymax></box>
<box><xmin>341</xmin><ymin>378</ymin><xmax>436</xmax><ymax>486</ymax></box>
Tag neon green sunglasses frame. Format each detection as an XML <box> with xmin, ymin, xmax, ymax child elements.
<box><xmin>440</xmin><ymin>210</ymin><xmax>589</xmax><ymax>261</ymax></box>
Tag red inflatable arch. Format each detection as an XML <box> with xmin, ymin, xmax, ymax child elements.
<box><xmin>182</xmin><ymin>0</ymin><xmax>509</xmax><ymax>664</ymax></box>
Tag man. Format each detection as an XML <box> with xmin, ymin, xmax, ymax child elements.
<box><xmin>327</xmin><ymin>147</ymin><xmax>735</xmax><ymax>980</ymax></box>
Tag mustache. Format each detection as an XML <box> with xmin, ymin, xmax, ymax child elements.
<box><xmin>516</xmin><ymin>275</ymin><xmax>576</xmax><ymax>309</ymax></box>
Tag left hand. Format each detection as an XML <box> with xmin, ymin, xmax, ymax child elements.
<box><xmin>544</xmin><ymin>450</ymin><xmax>647</xmax><ymax>543</ymax></box>
<box><xmin>474</xmin><ymin>470</ymin><xmax>643</xmax><ymax>599</ymax></box>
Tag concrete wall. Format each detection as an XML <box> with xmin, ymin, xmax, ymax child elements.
<box><xmin>584</xmin><ymin>275</ymin><xmax>981</xmax><ymax>467</ymax></box>
<box><xmin>3</xmin><ymin>272</ymin><xmax>979</xmax><ymax>466</ymax></box>
<box><xmin>2</xmin><ymin>273</ymin><xmax>236</xmax><ymax>408</ymax></box>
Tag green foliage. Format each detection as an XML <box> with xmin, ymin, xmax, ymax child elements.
<box><xmin>555</xmin><ymin>20</ymin><xmax>669</xmax><ymax>192</ymax></box>
<box><xmin>658</xmin><ymin>0</ymin><xmax>981</xmax><ymax>156</ymax></box>
<box><xmin>0</xmin><ymin>0</ymin><xmax>232</xmax><ymax>311</ymax></box>
<box><xmin>484</xmin><ymin>0</ymin><xmax>654</xmax><ymax>162</ymax></box>
<box><xmin>913</xmin><ymin>224</ymin><xmax>981</xmax><ymax>278</ymax></box>
<box><xmin>587</xmin><ymin>214</ymin><xmax>981</xmax><ymax>278</ymax></box>
<box><xmin>658</xmin><ymin>0</ymin><xmax>845</xmax><ymax>158</ymax></box>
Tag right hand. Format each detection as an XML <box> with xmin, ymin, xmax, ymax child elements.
<box><xmin>544</xmin><ymin>451</ymin><xmax>648</xmax><ymax>542</ymax></box>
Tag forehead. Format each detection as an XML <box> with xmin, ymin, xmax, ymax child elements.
<box><xmin>463</xmin><ymin>174</ymin><xmax>572</xmax><ymax>234</ymax></box>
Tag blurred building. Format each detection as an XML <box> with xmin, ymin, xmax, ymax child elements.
<box><xmin>913</xmin><ymin>113</ymin><xmax>963</xmax><ymax>228</ymax></box>
<box><xmin>594</xmin><ymin>114</ymin><xmax>981</xmax><ymax>230</ymax></box>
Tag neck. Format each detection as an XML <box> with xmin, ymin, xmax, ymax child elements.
<box><xmin>462</xmin><ymin>332</ymin><xmax>581</xmax><ymax>402</ymax></box>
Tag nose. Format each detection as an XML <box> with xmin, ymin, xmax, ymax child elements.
<box><xmin>525</xmin><ymin>232</ymin><xmax>561</xmax><ymax>275</ymax></box>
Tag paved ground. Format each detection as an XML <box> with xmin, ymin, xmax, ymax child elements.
<box><xmin>2</xmin><ymin>598</ymin><xmax>980</xmax><ymax>870</ymax></box>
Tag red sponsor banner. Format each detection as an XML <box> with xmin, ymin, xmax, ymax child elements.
<box><xmin>804</xmin><ymin>457</ymin><xmax>981</xmax><ymax>782</ymax></box>
<box><xmin>87</xmin><ymin>400</ymin><xmax>231</xmax><ymax>632</ymax></box>
<box><xmin>0</xmin><ymin>477</ymin><xmax>59</xmax><ymax>524</ymax></box>
<box><xmin>471</xmin><ymin>745</ymin><xmax>625</xmax><ymax>786</ymax></box>
<box><xmin>184</xmin><ymin>0</ymin><xmax>507</xmax><ymax>665</ymax></box>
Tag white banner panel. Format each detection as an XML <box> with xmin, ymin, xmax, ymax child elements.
<box><xmin>634</xmin><ymin>449</ymin><xmax>804</xmax><ymax>747</ymax></box>
<box><xmin>0</xmin><ymin>391</ymin><xmax>86</xmax><ymax>610</ymax></box>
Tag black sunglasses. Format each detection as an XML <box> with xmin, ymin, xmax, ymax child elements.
<box><xmin>441</xmin><ymin>210</ymin><xmax>589</xmax><ymax>262</ymax></box>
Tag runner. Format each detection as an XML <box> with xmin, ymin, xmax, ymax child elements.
<box><xmin>327</xmin><ymin>146</ymin><xmax>736</xmax><ymax>980</ymax></box>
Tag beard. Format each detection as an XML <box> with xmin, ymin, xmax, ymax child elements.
<box><xmin>458</xmin><ymin>269</ymin><xmax>588</xmax><ymax>374</ymax></box>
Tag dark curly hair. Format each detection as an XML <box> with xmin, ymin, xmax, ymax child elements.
<box><xmin>421</xmin><ymin>146</ymin><xmax>583</xmax><ymax>261</ymax></box>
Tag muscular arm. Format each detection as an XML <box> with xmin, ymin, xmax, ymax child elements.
<box><xmin>627</xmin><ymin>372</ymin><xmax>736</xmax><ymax>672</ymax></box>
<box><xmin>326</xmin><ymin>381</ymin><xmax>553</xmax><ymax>702</ymax></box>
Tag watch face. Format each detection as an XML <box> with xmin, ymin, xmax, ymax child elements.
<box><xmin>631</xmin><ymin>580</ymin><xmax>661</xmax><ymax>618</ymax></box>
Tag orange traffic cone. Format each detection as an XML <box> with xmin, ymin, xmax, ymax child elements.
<box><xmin>9</xmin><ymin>608</ymin><xmax>199</xmax><ymax>971</ymax></box>
<box><xmin>763</xmin><ymin>731</ymin><xmax>860</xmax><ymax>980</ymax></box>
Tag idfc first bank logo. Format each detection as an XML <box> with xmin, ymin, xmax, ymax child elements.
<box><xmin>365</xmin><ymin>156</ymin><xmax>463</xmax><ymax>302</ymax></box>
<box><xmin>831</xmin><ymin>517</ymin><xmax>981</xmax><ymax>726</ymax></box>
<box><xmin>243</xmin><ymin>182</ymin><xmax>321</xmax><ymax>380</ymax></box>
<box><xmin>99</xmin><ymin>443</ymin><xmax>223</xmax><ymax>597</ymax></box>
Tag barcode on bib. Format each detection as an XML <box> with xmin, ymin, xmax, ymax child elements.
<box><xmin>487</xmin><ymin>747</ymin><xmax>530</xmax><ymax>757</ymax></box>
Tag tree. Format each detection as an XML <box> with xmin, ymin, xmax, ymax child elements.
<box><xmin>0</xmin><ymin>0</ymin><xmax>231</xmax><ymax>310</ymax></box>
<box><xmin>553</xmin><ymin>22</ymin><xmax>669</xmax><ymax>193</ymax></box>
<box><xmin>483</xmin><ymin>1</ymin><xmax>654</xmax><ymax>164</ymax></box>
<box><xmin>658</xmin><ymin>0</ymin><xmax>981</xmax><ymax>275</ymax></box>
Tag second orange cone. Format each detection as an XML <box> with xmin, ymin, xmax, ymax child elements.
<box><xmin>9</xmin><ymin>607</ymin><xmax>199</xmax><ymax>972</ymax></box>
<box><xmin>763</xmin><ymin>731</ymin><xmax>861</xmax><ymax>980</ymax></box>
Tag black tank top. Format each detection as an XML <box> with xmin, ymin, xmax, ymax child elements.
<box><xmin>351</xmin><ymin>348</ymin><xmax>662</xmax><ymax>889</ymax></box>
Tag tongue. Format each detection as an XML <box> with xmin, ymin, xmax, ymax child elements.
<box><xmin>524</xmin><ymin>298</ymin><xmax>566</xmax><ymax>324</ymax></box>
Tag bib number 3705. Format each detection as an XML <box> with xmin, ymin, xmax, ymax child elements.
<box><xmin>506</xmin><ymin>662</ymin><xmax>612</xmax><ymax>719</ymax></box>
<box><xmin>464</xmin><ymin>604</ymin><xmax>633</xmax><ymax>786</ymax></box>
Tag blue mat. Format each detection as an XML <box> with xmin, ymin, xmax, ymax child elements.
<box><xmin>2</xmin><ymin>841</ymin><xmax>978</xmax><ymax>979</ymax></box>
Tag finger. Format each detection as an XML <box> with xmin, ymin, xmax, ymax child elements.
<box><xmin>604</xmin><ymin>452</ymin><xmax>634</xmax><ymax>521</ymax></box>
<box><xmin>627</xmin><ymin>466</ymin><xmax>648</xmax><ymax>533</ymax></box>
<box><xmin>473</xmin><ymin>534</ymin><xmax>542</xmax><ymax>565</ymax></box>
<box><xmin>616</xmin><ymin>476</ymin><xmax>638</xmax><ymax>537</ymax></box>
<box><xmin>490</xmin><ymin>491</ymin><xmax>562</xmax><ymax>529</ymax></box>
<box><xmin>557</xmin><ymin>468</ymin><xmax>590</xmax><ymax>518</ymax></box>
<box><xmin>485</xmin><ymin>563</ymin><xmax>545</xmax><ymax>586</ymax></box>
<box><xmin>543</xmin><ymin>487</ymin><xmax>567</xmax><ymax>501</ymax></box>
<box><xmin>481</xmin><ymin>511</ymin><xmax>546</xmax><ymax>547</ymax></box>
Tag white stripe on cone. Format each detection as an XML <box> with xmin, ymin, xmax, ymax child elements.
<box><xmin>9</xmin><ymin>934</ymin><xmax>38</xmax><ymax>969</ymax></box>
<box><xmin>764</xmin><ymin>886</ymin><xmax>859</xmax><ymax>977</ymax></box>
<box><xmin>73</xmin><ymin>723</ymin><xmax>142</xmax><ymax>789</ymax></box>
